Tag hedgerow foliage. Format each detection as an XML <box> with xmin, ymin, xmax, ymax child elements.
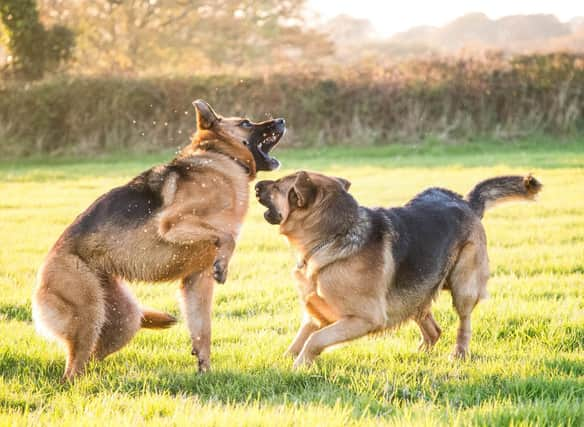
<box><xmin>0</xmin><ymin>53</ymin><xmax>582</xmax><ymax>156</ymax></box>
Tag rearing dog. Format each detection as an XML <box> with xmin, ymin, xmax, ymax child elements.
<box><xmin>256</xmin><ymin>171</ymin><xmax>541</xmax><ymax>368</ymax></box>
<box><xmin>33</xmin><ymin>100</ymin><xmax>285</xmax><ymax>380</ymax></box>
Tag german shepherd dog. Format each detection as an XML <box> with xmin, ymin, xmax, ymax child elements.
<box><xmin>255</xmin><ymin>171</ymin><xmax>541</xmax><ymax>368</ymax></box>
<box><xmin>33</xmin><ymin>100</ymin><xmax>285</xmax><ymax>380</ymax></box>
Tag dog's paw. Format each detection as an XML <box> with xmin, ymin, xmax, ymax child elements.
<box><xmin>60</xmin><ymin>374</ymin><xmax>74</xmax><ymax>384</ymax></box>
<box><xmin>292</xmin><ymin>358</ymin><xmax>310</xmax><ymax>370</ymax></box>
<box><xmin>449</xmin><ymin>346</ymin><xmax>469</xmax><ymax>361</ymax></box>
<box><xmin>292</xmin><ymin>351</ymin><xmax>315</xmax><ymax>370</ymax></box>
<box><xmin>284</xmin><ymin>348</ymin><xmax>300</xmax><ymax>359</ymax></box>
<box><xmin>191</xmin><ymin>347</ymin><xmax>211</xmax><ymax>373</ymax></box>
<box><xmin>418</xmin><ymin>339</ymin><xmax>435</xmax><ymax>353</ymax></box>
<box><xmin>198</xmin><ymin>358</ymin><xmax>210</xmax><ymax>373</ymax></box>
<box><xmin>212</xmin><ymin>259</ymin><xmax>228</xmax><ymax>284</ymax></box>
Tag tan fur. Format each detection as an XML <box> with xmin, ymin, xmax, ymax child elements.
<box><xmin>180</xmin><ymin>271</ymin><xmax>215</xmax><ymax>372</ymax></box>
<box><xmin>257</xmin><ymin>171</ymin><xmax>511</xmax><ymax>368</ymax></box>
<box><xmin>33</xmin><ymin>101</ymin><xmax>283</xmax><ymax>380</ymax></box>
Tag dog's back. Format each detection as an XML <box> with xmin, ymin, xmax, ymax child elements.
<box><xmin>379</xmin><ymin>175</ymin><xmax>541</xmax><ymax>296</ymax></box>
<box><xmin>66</xmin><ymin>170</ymin><xmax>165</xmax><ymax>236</ymax></box>
<box><xmin>378</xmin><ymin>187</ymin><xmax>478</xmax><ymax>293</ymax></box>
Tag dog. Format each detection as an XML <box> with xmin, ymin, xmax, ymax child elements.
<box><xmin>255</xmin><ymin>171</ymin><xmax>541</xmax><ymax>368</ymax></box>
<box><xmin>33</xmin><ymin>100</ymin><xmax>285</xmax><ymax>380</ymax></box>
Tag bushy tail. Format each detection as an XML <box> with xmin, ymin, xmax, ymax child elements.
<box><xmin>141</xmin><ymin>308</ymin><xmax>177</xmax><ymax>329</ymax></box>
<box><xmin>466</xmin><ymin>175</ymin><xmax>542</xmax><ymax>218</ymax></box>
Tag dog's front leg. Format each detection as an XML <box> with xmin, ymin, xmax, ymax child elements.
<box><xmin>180</xmin><ymin>270</ymin><xmax>215</xmax><ymax>373</ymax></box>
<box><xmin>293</xmin><ymin>316</ymin><xmax>377</xmax><ymax>369</ymax></box>
<box><xmin>285</xmin><ymin>313</ymin><xmax>319</xmax><ymax>358</ymax></box>
<box><xmin>160</xmin><ymin>217</ymin><xmax>235</xmax><ymax>284</ymax></box>
<box><xmin>287</xmin><ymin>269</ymin><xmax>338</xmax><ymax>357</ymax></box>
<box><xmin>210</xmin><ymin>232</ymin><xmax>235</xmax><ymax>284</ymax></box>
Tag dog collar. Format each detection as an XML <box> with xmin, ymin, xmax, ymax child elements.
<box><xmin>230</xmin><ymin>157</ymin><xmax>253</xmax><ymax>176</ymax></box>
<box><xmin>195</xmin><ymin>141</ymin><xmax>255</xmax><ymax>177</ymax></box>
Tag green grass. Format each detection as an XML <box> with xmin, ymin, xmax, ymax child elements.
<box><xmin>1</xmin><ymin>139</ymin><xmax>583</xmax><ymax>426</ymax></box>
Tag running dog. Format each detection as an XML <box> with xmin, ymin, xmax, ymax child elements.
<box><xmin>255</xmin><ymin>171</ymin><xmax>541</xmax><ymax>368</ymax></box>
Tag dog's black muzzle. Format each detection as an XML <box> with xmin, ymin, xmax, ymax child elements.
<box><xmin>255</xmin><ymin>181</ymin><xmax>282</xmax><ymax>224</ymax></box>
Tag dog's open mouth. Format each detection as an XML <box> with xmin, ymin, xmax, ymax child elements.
<box><xmin>250</xmin><ymin>120</ymin><xmax>286</xmax><ymax>171</ymax></box>
<box><xmin>258</xmin><ymin>132</ymin><xmax>282</xmax><ymax>165</ymax></box>
<box><xmin>254</xmin><ymin>181</ymin><xmax>283</xmax><ymax>224</ymax></box>
<box><xmin>263</xmin><ymin>208</ymin><xmax>282</xmax><ymax>224</ymax></box>
<box><xmin>257</xmin><ymin>200</ymin><xmax>282</xmax><ymax>225</ymax></box>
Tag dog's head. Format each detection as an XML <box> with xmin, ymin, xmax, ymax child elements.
<box><xmin>187</xmin><ymin>100</ymin><xmax>286</xmax><ymax>178</ymax></box>
<box><xmin>255</xmin><ymin>171</ymin><xmax>351</xmax><ymax>236</ymax></box>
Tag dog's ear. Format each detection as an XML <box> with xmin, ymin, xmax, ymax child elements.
<box><xmin>335</xmin><ymin>177</ymin><xmax>351</xmax><ymax>191</ymax></box>
<box><xmin>289</xmin><ymin>171</ymin><xmax>316</xmax><ymax>208</ymax></box>
<box><xmin>193</xmin><ymin>99</ymin><xmax>218</xmax><ymax>129</ymax></box>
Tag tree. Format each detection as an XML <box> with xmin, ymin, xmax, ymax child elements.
<box><xmin>37</xmin><ymin>0</ymin><xmax>332</xmax><ymax>74</ymax></box>
<box><xmin>0</xmin><ymin>0</ymin><xmax>74</xmax><ymax>79</ymax></box>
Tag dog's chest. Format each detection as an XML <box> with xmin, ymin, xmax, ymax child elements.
<box><xmin>232</xmin><ymin>186</ymin><xmax>249</xmax><ymax>236</ymax></box>
<box><xmin>293</xmin><ymin>267</ymin><xmax>321</xmax><ymax>298</ymax></box>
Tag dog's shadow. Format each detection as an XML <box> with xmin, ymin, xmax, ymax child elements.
<box><xmin>117</xmin><ymin>366</ymin><xmax>384</xmax><ymax>413</ymax></box>
<box><xmin>2</xmin><ymin>349</ymin><xmax>583</xmax><ymax>419</ymax></box>
<box><xmin>0</xmin><ymin>350</ymin><xmax>385</xmax><ymax>415</ymax></box>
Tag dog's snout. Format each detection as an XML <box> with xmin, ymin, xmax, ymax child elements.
<box><xmin>255</xmin><ymin>180</ymin><xmax>272</xmax><ymax>193</ymax></box>
<box><xmin>255</xmin><ymin>181</ymin><xmax>274</xmax><ymax>204</ymax></box>
<box><xmin>255</xmin><ymin>183</ymin><xmax>265</xmax><ymax>200</ymax></box>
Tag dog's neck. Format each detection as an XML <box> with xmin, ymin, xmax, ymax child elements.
<box><xmin>295</xmin><ymin>235</ymin><xmax>338</xmax><ymax>270</ymax></box>
<box><xmin>180</xmin><ymin>137</ymin><xmax>256</xmax><ymax>178</ymax></box>
<box><xmin>289</xmin><ymin>202</ymin><xmax>367</xmax><ymax>278</ymax></box>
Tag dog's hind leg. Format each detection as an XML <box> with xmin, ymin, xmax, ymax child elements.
<box><xmin>416</xmin><ymin>311</ymin><xmax>442</xmax><ymax>352</ymax></box>
<box><xmin>33</xmin><ymin>254</ymin><xmax>106</xmax><ymax>381</ymax></box>
<box><xmin>180</xmin><ymin>270</ymin><xmax>215</xmax><ymax>373</ymax></box>
<box><xmin>448</xmin><ymin>239</ymin><xmax>489</xmax><ymax>360</ymax></box>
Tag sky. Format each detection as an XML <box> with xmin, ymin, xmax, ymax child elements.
<box><xmin>308</xmin><ymin>0</ymin><xmax>583</xmax><ymax>36</ymax></box>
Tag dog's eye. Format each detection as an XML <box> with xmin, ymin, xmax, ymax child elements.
<box><xmin>240</xmin><ymin>120</ymin><xmax>252</xmax><ymax>128</ymax></box>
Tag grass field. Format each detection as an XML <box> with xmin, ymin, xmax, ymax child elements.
<box><xmin>0</xmin><ymin>139</ymin><xmax>583</xmax><ymax>426</ymax></box>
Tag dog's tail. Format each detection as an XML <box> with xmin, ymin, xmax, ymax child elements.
<box><xmin>141</xmin><ymin>308</ymin><xmax>177</xmax><ymax>329</ymax></box>
<box><xmin>466</xmin><ymin>175</ymin><xmax>542</xmax><ymax>218</ymax></box>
